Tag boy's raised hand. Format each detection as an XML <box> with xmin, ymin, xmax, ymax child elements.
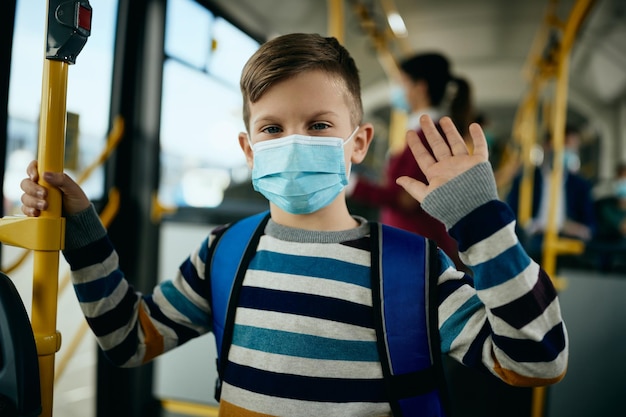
<box><xmin>396</xmin><ymin>115</ymin><xmax>489</xmax><ymax>203</ymax></box>
<box><xmin>20</xmin><ymin>160</ymin><xmax>91</xmax><ymax>217</ymax></box>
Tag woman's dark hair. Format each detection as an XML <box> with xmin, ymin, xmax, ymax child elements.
<box><xmin>399</xmin><ymin>52</ymin><xmax>450</xmax><ymax>106</ymax></box>
<box><xmin>449</xmin><ymin>77</ymin><xmax>473</xmax><ymax>136</ymax></box>
<box><xmin>400</xmin><ymin>52</ymin><xmax>473</xmax><ymax>134</ymax></box>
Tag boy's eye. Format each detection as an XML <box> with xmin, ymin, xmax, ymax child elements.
<box><xmin>262</xmin><ymin>126</ymin><xmax>281</xmax><ymax>134</ymax></box>
<box><xmin>311</xmin><ymin>122</ymin><xmax>330</xmax><ymax>131</ymax></box>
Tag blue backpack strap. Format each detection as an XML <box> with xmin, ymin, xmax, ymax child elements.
<box><xmin>371</xmin><ymin>223</ymin><xmax>447</xmax><ymax>417</ymax></box>
<box><xmin>209</xmin><ymin>210</ymin><xmax>270</xmax><ymax>400</ymax></box>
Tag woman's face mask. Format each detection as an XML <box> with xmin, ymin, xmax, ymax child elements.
<box><xmin>250</xmin><ymin>128</ymin><xmax>358</xmax><ymax>214</ymax></box>
<box><xmin>390</xmin><ymin>85</ymin><xmax>411</xmax><ymax>113</ymax></box>
<box><xmin>615</xmin><ymin>179</ymin><xmax>626</xmax><ymax>200</ymax></box>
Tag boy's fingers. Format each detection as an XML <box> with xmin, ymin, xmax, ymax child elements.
<box><xmin>26</xmin><ymin>160</ymin><xmax>39</xmax><ymax>182</ymax></box>
<box><xmin>20</xmin><ymin>193</ymin><xmax>45</xmax><ymax>217</ymax></box>
<box><xmin>21</xmin><ymin>206</ymin><xmax>41</xmax><ymax>217</ymax></box>
<box><xmin>396</xmin><ymin>176</ymin><xmax>428</xmax><ymax>203</ymax></box>
<box><xmin>419</xmin><ymin>115</ymin><xmax>452</xmax><ymax>161</ymax></box>
<box><xmin>42</xmin><ymin>171</ymin><xmax>69</xmax><ymax>188</ymax></box>
<box><xmin>405</xmin><ymin>130</ymin><xmax>435</xmax><ymax>172</ymax></box>
<box><xmin>469</xmin><ymin>123</ymin><xmax>489</xmax><ymax>160</ymax></box>
<box><xmin>439</xmin><ymin>117</ymin><xmax>469</xmax><ymax>156</ymax></box>
<box><xmin>20</xmin><ymin>176</ymin><xmax>46</xmax><ymax>198</ymax></box>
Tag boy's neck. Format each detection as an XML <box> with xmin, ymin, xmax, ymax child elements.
<box><xmin>269</xmin><ymin>199</ymin><xmax>359</xmax><ymax>231</ymax></box>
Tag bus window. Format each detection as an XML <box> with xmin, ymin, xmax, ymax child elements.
<box><xmin>5</xmin><ymin>0</ymin><xmax>118</xmax><ymax>215</ymax></box>
<box><xmin>159</xmin><ymin>0</ymin><xmax>260</xmax><ymax>209</ymax></box>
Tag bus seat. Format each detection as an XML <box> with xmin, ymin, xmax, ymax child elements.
<box><xmin>0</xmin><ymin>273</ymin><xmax>41</xmax><ymax>417</ymax></box>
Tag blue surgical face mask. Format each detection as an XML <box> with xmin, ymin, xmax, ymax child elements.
<box><xmin>615</xmin><ymin>179</ymin><xmax>626</xmax><ymax>199</ymax></box>
<box><xmin>251</xmin><ymin>128</ymin><xmax>358</xmax><ymax>214</ymax></box>
<box><xmin>563</xmin><ymin>149</ymin><xmax>581</xmax><ymax>173</ymax></box>
<box><xmin>390</xmin><ymin>85</ymin><xmax>411</xmax><ymax>113</ymax></box>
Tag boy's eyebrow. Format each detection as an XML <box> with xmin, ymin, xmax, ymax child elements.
<box><xmin>251</xmin><ymin>110</ymin><xmax>342</xmax><ymax>127</ymax></box>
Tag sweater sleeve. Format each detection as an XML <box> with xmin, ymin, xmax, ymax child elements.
<box><xmin>424</xmin><ymin>162</ymin><xmax>568</xmax><ymax>386</ymax></box>
<box><xmin>62</xmin><ymin>205</ymin><xmax>214</xmax><ymax>367</ymax></box>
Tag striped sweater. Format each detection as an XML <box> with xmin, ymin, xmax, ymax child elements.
<box><xmin>63</xmin><ymin>162</ymin><xmax>568</xmax><ymax>417</ymax></box>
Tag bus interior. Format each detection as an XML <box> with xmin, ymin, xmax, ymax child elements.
<box><xmin>1</xmin><ymin>0</ymin><xmax>625</xmax><ymax>416</ymax></box>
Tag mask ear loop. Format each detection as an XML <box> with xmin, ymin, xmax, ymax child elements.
<box><xmin>343</xmin><ymin>126</ymin><xmax>361</xmax><ymax>180</ymax></box>
<box><xmin>343</xmin><ymin>126</ymin><xmax>360</xmax><ymax>146</ymax></box>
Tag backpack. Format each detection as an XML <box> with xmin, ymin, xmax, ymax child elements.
<box><xmin>208</xmin><ymin>211</ymin><xmax>448</xmax><ymax>417</ymax></box>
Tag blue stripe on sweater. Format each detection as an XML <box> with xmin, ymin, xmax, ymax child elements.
<box><xmin>179</xmin><ymin>258</ymin><xmax>208</xmax><ymax>299</ymax></box>
<box><xmin>223</xmin><ymin>361</ymin><xmax>387</xmax><ymax>402</ymax></box>
<box><xmin>449</xmin><ymin>200</ymin><xmax>516</xmax><ymax>252</ymax></box>
<box><xmin>470</xmin><ymin>243</ymin><xmax>532</xmax><ymax>290</ymax></box>
<box><xmin>64</xmin><ymin>236</ymin><xmax>113</xmax><ymax>270</ymax></box>
<box><xmin>439</xmin><ymin>294</ymin><xmax>483</xmax><ymax>353</ymax></box>
<box><xmin>492</xmin><ymin>322</ymin><xmax>566</xmax><ymax>362</ymax></box>
<box><xmin>461</xmin><ymin>321</ymin><xmax>492</xmax><ymax>369</ymax></box>
<box><xmin>143</xmin><ymin>295</ymin><xmax>200</xmax><ymax>344</ymax></box>
<box><xmin>102</xmin><ymin>321</ymin><xmax>139</xmax><ymax>366</ymax></box>
<box><xmin>437</xmin><ymin>275</ymin><xmax>475</xmax><ymax>305</ymax></box>
<box><xmin>491</xmin><ymin>270</ymin><xmax>557</xmax><ymax>329</ymax></box>
<box><xmin>232</xmin><ymin>324</ymin><xmax>379</xmax><ymax>361</ymax></box>
<box><xmin>437</xmin><ymin>250</ymin><xmax>456</xmax><ymax>273</ymax></box>
<box><xmin>198</xmin><ymin>236</ymin><xmax>210</xmax><ymax>264</ymax></box>
<box><xmin>86</xmin><ymin>286</ymin><xmax>137</xmax><ymax>336</ymax></box>
<box><xmin>238</xmin><ymin>286</ymin><xmax>374</xmax><ymax>329</ymax></box>
<box><xmin>250</xmin><ymin>250</ymin><xmax>371</xmax><ymax>288</ymax></box>
<box><xmin>160</xmin><ymin>280</ymin><xmax>210</xmax><ymax>327</ymax></box>
<box><xmin>74</xmin><ymin>270</ymin><xmax>124</xmax><ymax>303</ymax></box>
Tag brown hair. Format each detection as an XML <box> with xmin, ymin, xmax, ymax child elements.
<box><xmin>240</xmin><ymin>33</ymin><xmax>363</xmax><ymax>131</ymax></box>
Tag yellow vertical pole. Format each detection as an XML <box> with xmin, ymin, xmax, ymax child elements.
<box><xmin>33</xmin><ymin>1</ymin><xmax>91</xmax><ymax>415</ymax></box>
<box><xmin>541</xmin><ymin>54</ymin><xmax>569</xmax><ymax>278</ymax></box>
<box><xmin>517</xmin><ymin>92</ymin><xmax>539</xmax><ymax>226</ymax></box>
<box><xmin>32</xmin><ymin>41</ymin><xmax>68</xmax><ymax>417</ymax></box>
<box><xmin>530</xmin><ymin>2</ymin><xmax>597</xmax><ymax>416</ymax></box>
<box><xmin>327</xmin><ymin>0</ymin><xmax>345</xmax><ymax>43</ymax></box>
<box><xmin>530</xmin><ymin>53</ymin><xmax>569</xmax><ymax>417</ymax></box>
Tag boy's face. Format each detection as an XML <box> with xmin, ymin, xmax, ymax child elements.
<box><xmin>239</xmin><ymin>69</ymin><xmax>373</xmax><ymax>175</ymax></box>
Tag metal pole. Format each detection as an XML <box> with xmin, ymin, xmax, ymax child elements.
<box><xmin>32</xmin><ymin>55</ymin><xmax>67</xmax><ymax>417</ymax></box>
<box><xmin>35</xmin><ymin>2</ymin><xmax>91</xmax><ymax>415</ymax></box>
<box><xmin>531</xmin><ymin>1</ymin><xmax>597</xmax><ymax>416</ymax></box>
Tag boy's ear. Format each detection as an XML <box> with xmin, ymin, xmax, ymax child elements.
<box><xmin>238</xmin><ymin>132</ymin><xmax>254</xmax><ymax>168</ymax></box>
<box><xmin>350</xmin><ymin>123</ymin><xmax>374</xmax><ymax>164</ymax></box>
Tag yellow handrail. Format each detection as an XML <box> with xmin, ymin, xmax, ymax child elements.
<box><xmin>160</xmin><ymin>398</ymin><xmax>219</xmax><ymax>417</ymax></box>
<box><xmin>327</xmin><ymin>0</ymin><xmax>345</xmax><ymax>44</ymax></box>
<box><xmin>527</xmin><ymin>2</ymin><xmax>598</xmax><ymax>417</ymax></box>
<box><xmin>76</xmin><ymin>116</ymin><xmax>124</xmax><ymax>184</ymax></box>
<box><xmin>540</xmin><ymin>0</ymin><xmax>598</xmax><ymax>278</ymax></box>
<box><xmin>350</xmin><ymin>0</ymin><xmax>410</xmax><ymax>156</ymax></box>
<box><xmin>30</xmin><ymin>48</ymin><xmax>68</xmax><ymax>417</ymax></box>
<box><xmin>2</xmin><ymin>116</ymin><xmax>125</xmax><ymax>276</ymax></box>
<box><xmin>513</xmin><ymin>0</ymin><xmax>559</xmax><ymax>226</ymax></box>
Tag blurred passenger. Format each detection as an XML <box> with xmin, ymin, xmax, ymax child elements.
<box><xmin>599</xmin><ymin>163</ymin><xmax>626</xmax><ymax>237</ymax></box>
<box><xmin>592</xmin><ymin>163</ymin><xmax>626</xmax><ymax>271</ymax></box>
<box><xmin>507</xmin><ymin>125</ymin><xmax>596</xmax><ymax>262</ymax></box>
<box><xmin>348</xmin><ymin>52</ymin><xmax>471</xmax><ymax>270</ymax></box>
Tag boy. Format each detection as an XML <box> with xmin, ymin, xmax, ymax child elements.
<box><xmin>21</xmin><ymin>33</ymin><xmax>567</xmax><ymax>416</ymax></box>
